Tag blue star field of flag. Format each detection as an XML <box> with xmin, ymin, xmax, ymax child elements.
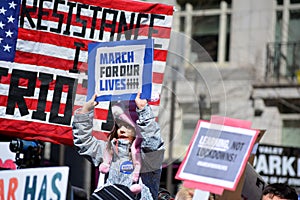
<box><xmin>0</xmin><ymin>0</ymin><xmax>21</xmax><ymax>62</ymax></box>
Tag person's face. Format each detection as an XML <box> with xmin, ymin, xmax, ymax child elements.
<box><xmin>116</xmin><ymin>121</ymin><xmax>135</xmax><ymax>142</ymax></box>
<box><xmin>262</xmin><ymin>194</ymin><xmax>288</xmax><ymax>200</ymax></box>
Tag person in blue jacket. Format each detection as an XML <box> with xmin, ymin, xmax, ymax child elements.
<box><xmin>72</xmin><ymin>91</ymin><xmax>164</xmax><ymax>200</ymax></box>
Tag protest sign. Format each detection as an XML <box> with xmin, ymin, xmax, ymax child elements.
<box><xmin>87</xmin><ymin>39</ymin><xmax>153</xmax><ymax>102</ymax></box>
<box><xmin>254</xmin><ymin>144</ymin><xmax>300</xmax><ymax>188</ymax></box>
<box><xmin>0</xmin><ymin>0</ymin><xmax>174</xmax><ymax>145</ymax></box>
<box><xmin>0</xmin><ymin>166</ymin><xmax>69</xmax><ymax>199</ymax></box>
<box><xmin>241</xmin><ymin>163</ymin><xmax>265</xmax><ymax>200</ymax></box>
<box><xmin>175</xmin><ymin>119</ymin><xmax>259</xmax><ymax>193</ymax></box>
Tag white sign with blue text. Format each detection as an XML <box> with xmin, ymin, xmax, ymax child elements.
<box><xmin>88</xmin><ymin>39</ymin><xmax>154</xmax><ymax>102</ymax></box>
<box><xmin>0</xmin><ymin>166</ymin><xmax>69</xmax><ymax>200</ymax></box>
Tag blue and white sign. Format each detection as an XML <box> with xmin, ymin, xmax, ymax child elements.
<box><xmin>88</xmin><ymin>39</ymin><xmax>154</xmax><ymax>102</ymax></box>
<box><xmin>0</xmin><ymin>166</ymin><xmax>69</xmax><ymax>199</ymax></box>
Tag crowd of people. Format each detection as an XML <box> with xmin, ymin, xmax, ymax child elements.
<box><xmin>72</xmin><ymin>93</ymin><xmax>299</xmax><ymax>200</ymax></box>
<box><xmin>172</xmin><ymin>183</ymin><xmax>299</xmax><ymax>200</ymax></box>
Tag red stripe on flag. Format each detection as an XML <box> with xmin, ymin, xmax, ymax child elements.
<box><xmin>14</xmin><ymin>52</ymin><xmax>88</xmax><ymax>73</ymax></box>
<box><xmin>18</xmin><ymin>28</ymin><xmax>90</xmax><ymax>51</ymax></box>
<box><xmin>72</xmin><ymin>106</ymin><xmax>109</xmax><ymax>121</ymax></box>
<box><xmin>76</xmin><ymin>84</ymin><xmax>88</xmax><ymax>95</ymax></box>
<box><xmin>0</xmin><ymin>95</ymin><xmax>109</xmax><ymax>118</ymax></box>
<box><xmin>0</xmin><ymin>95</ymin><xmax>8</xmax><ymax>106</ymax></box>
<box><xmin>148</xmin><ymin>99</ymin><xmax>160</xmax><ymax>106</ymax></box>
<box><xmin>94</xmin><ymin>107</ymin><xmax>109</xmax><ymax>121</ymax></box>
<box><xmin>14</xmin><ymin>51</ymin><xmax>82</xmax><ymax>71</ymax></box>
<box><xmin>136</xmin><ymin>26</ymin><xmax>171</xmax><ymax>39</ymax></box>
<box><xmin>154</xmin><ymin>49</ymin><xmax>168</xmax><ymax>61</ymax></box>
<box><xmin>0</xmin><ymin>95</ymin><xmax>67</xmax><ymax>115</ymax></box>
<box><xmin>0</xmin><ymin>72</ymin><xmax>11</xmax><ymax>84</ymax></box>
<box><xmin>0</xmin><ymin>96</ymin><xmax>109</xmax><ymax>121</ymax></box>
<box><xmin>152</xmin><ymin>72</ymin><xmax>164</xmax><ymax>84</ymax></box>
<box><xmin>0</xmin><ymin>73</ymin><xmax>87</xmax><ymax>95</ymax></box>
<box><xmin>152</xmin><ymin>27</ymin><xmax>172</xmax><ymax>38</ymax></box>
<box><xmin>0</xmin><ymin>119</ymin><xmax>74</xmax><ymax>145</ymax></box>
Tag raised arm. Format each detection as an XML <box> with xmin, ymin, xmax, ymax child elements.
<box><xmin>135</xmin><ymin>92</ymin><xmax>165</xmax><ymax>199</ymax></box>
<box><xmin>135</xmin><ymin>91</ymin><xmax>164</xmax><ymax>158</ymax></box>
<box><xmin>72</xmin><ymin>94</ymin><xmax>106</xmax><ymax>166</ymax></box>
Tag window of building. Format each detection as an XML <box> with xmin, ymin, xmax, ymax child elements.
<box><xmin>277</xmin><ymin>0</ymin><xmax>283</xmax><ymax>5</ymax></box>
<box><xmin>291</xmin><ymin>0</ymin><xmax>300</xmax><ymax>4</ymax></box>
<box><xmin>275</xmin><ymin>11</ymin><xmax>283</xmax><ymax>42</ymax></box>
<box><xmin>179</xmin><ymin>17</ymin><xmax>185</xmax><ymax>32</ymax></box>
<box><xmin>276</xmin><ymin>1</ymin><xmax>300</xmax><ymax>42</ymax></box>
<box><xmin>276</xmin><ymin>0</ymin><xmax>300</xmax><ymax>5</ymax></box>
<box><xmin>177</xmin><ymin>0</ymin><xmax>231</xmax><ymax>63</ymax></box>
<box><xmin>282</xmin><ymin>119</ymin><xmax>300</xmax><ymax>147</ymax></box>
<box><xmin>192</xmin><ymin>16</ymin><xmax>219</xmax><ymax>61</ymax></box>
<box><xmin>275</xmin><ymin>1</ymin><xmax>300</xmax><ymax>77</ymax></box>
<box><xmin>201</xmin><ymin>0</ymin><xmax>231</xmax><ymax>9</ymax></box>
<box><xmin>193</xmin><ymin>0</ymin><xmax>227</xmax><ymax>10</ymax></box>
<box><xmin>289</xmin><ymin>10</ymin><xmax>300</xmax><ymax>42</ymax></box>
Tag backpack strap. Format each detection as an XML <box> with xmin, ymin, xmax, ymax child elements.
<box><xmin>96</xmin><ymin>172</ymin><xmax>106</xmax><ymax>191</ymax></box>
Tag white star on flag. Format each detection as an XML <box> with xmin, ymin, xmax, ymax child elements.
<box><xmin>0</xmin><ymin>7</ymin><xmax>7</xmax><ymax>15</ymax></box>
<box><xmin>0</xmin><ymin>21</ymin><xmax>4</xmax><ymax>29</ymax></box>
<box><xmin>9</xmin><ymin>1</ymin><xmax>17</xmax><ymax>9</ymax></box>
<box><xmin>0</xmin><ymin>38</ymin><xmax>3</xmax><ymax>43</ymax></box>
<box><xmin>3</xmin><ymin>44</ymin><xmax>11</xmax><ymax>52</ymax></box>
<box><xmin>7</xmin><ymin>15</ymin><xmax>14</xmax><ymax>23</ymax></box>
<box><xmin>5</xmin><ymin>29</ymin><xmax>13</xmax><ymax>37</ymax></box>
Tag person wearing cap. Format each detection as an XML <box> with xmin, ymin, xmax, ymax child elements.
<box><xmin>72</xmin><ymin>91</ymin><xmax>164</xmax><ymax>200</ymax></box>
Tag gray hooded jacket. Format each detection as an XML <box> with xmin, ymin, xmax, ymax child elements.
<box><xmin>73</xmin><ymin>104</ymin><xmax>165</xmax><ymax>200</ymax></box>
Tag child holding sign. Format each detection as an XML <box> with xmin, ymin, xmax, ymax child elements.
<box><xmin>72</xmin><ymin>92</ymin><xmax>164</xmax><ymax>200</ymax></box>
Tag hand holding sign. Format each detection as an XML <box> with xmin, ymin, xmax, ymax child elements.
<box><xmin>135</xmin><ymin>91</ymin><xmax>147</xmax><ymax>110</ymax></box>
<box><xmin>78</xmin><ymin>94</ymin><xmax>99</xmax><ymax>114</ymax></box>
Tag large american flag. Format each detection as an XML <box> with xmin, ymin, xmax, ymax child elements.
<box><xmin>0</xmin><ymin>0</ymin><xmax>173</xmax><ymax>145</ymax></box>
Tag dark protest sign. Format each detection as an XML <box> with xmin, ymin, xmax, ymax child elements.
<box><xmin>176</xmin><ymin>120</ymin><xmax>259</xmax><ymax>192</ymax></box>
<box><xmin>254</xmin><ymin>144</ymin><xmax>300</xmax><ymax>187</ymax></box>
<box><xmin>87</xmin><ymin>39</ymin><xmax>153</xmax><ymax>101</ymax></box>
<box><xmin>241</xmin><ymin>163</ymin><xmax>266</xmax><ymax>200</ymax></box>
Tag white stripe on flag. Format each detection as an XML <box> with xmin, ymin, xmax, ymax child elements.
<box><xmin>0</xmin><ymin>61</ymin><xmax>85</xmax><ymax>79</ymax></box>
<box><xmin>16</xmin><ymin>39</ymin><xmax>88</xmax><ymax>62</ymax></box>
<box><xmin>153</xmin><ymin>61</ymin><xmax>168</xmax><ymax>73</ymax></box>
